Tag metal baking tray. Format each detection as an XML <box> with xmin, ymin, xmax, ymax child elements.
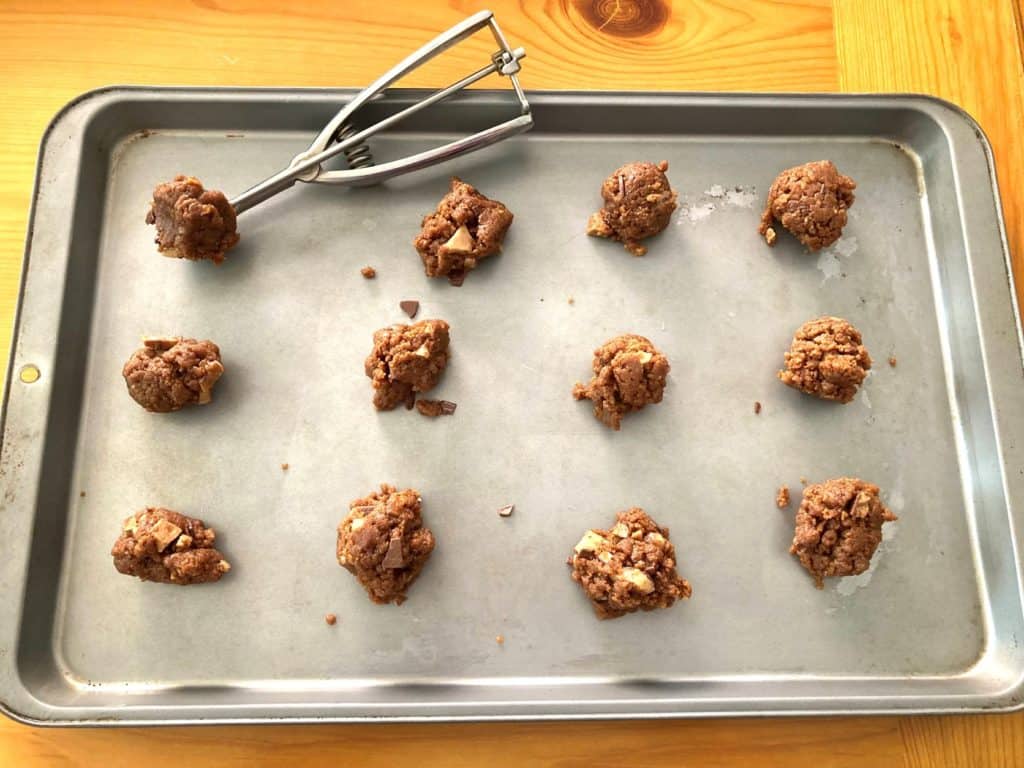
<box><xmin>2</xmin><ymin>88</ymin><xmax>1023</xmax><ymax>724</ymax></box>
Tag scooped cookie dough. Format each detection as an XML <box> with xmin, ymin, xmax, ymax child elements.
<box><xmin>790</xmin><ymin>477</ymin><xmax>896</xmax><ymax>588</ymax></box>
<box><xmin>365</xmin><ymin>319</ymin><xmax>450</xmax><ymax>410</ymax></box>
<box><xmin>123</xmin><ymin>337</ymin><xmax>224</xmax><ymax>413</ymax></box>
<box><xmin>413</xmin><ymin>178</ymin><xmax>514</xmax><ymax>285</ymax></box>
<box><xmin>569</xmin><ymin>507</ymin><xmax>691</xmax><ymax>619</ymax></box>
<box><xmin>758</xmin><ymin>160</ymin><xmax>855</xmax><ymax>250</ymax></box>
<box><xmin>573</xmin><ymin>334</ymin><xmax>669</xmax><ymax>430</ymax></box>
<box><xmin>112</xmin><ymin>507</ymin><xmax>231</xmax><ymax>585</ymax></box>
<box><xmin>586</xmin><ymin>161</ymin><xmax>678</xmax><ymax>256</ymax></box>
<box><xmin>146</xmin><ymin>175</ymin><xmax>239</xmax><ymax>264</ymax></box>
<box><xmin>337</xmin><ymin>484</ymin><xmax>436</xmax><ymax>605</ymax></box>
<box><xmin>778</xmin><ymin>316</ymin><xmax>871</xmax><ymax>403</ymax></box>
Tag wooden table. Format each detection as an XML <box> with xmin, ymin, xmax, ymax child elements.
<box><xmin>2</xmin><ymin>1</ymin><xmax>1022</xmax><ymax>765</ymax></box>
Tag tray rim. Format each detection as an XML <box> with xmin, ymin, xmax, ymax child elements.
<box><xmin>2</xmin><ymin>87</ymin><xmax>1022</xmax><ymax>726</ymax></box>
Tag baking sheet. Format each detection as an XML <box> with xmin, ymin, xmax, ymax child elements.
<box><xmin>1</xmin><ymin>89</ymin><xmax>1022</xmax><ymax>723</ymax></box>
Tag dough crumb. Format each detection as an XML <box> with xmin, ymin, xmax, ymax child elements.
<box><xmin>888</xmin><ymin>356</ymin><xmax>898</xmax><ymax>367</ymax></box>
<box><xmin>495</xmin><ymin>635</ymin><xmax>504</xmax><ymax>645</ymax></box>
<box><xmin>776</xmin><ymin>486</ymin><xmax>790</xmax><ymax>508</ymax></box>
<box><xmin>281</xmin><ymin>463</ymin><xmax>289</xmax><ymax>471</ymax></box>
<box><xmin>325</xmin><ymin>613</ymin><xmax>337</xmax><ymax>626</ymax></box>
<box><xmin>573</xmin><ymin>334</ymin><xmax>669</xmax><ymax>430</ymax></box>
<box><xmin>360</xmin><ymin>266</ymin><xmax>376</xmax><ymax>279</ymax></box>
<box><xmin>80</xmin><ymin>491</ymin><xmax>86</xmax><ymax>498</ymax></box>
<box><xmin>568</xmin><ymin>296</ymin><xmax>575</xmax><ymax>305</ymax></box>
<box><xmin>497</xmin><ymin>504</ymin><xmax>515</xmax><ymax>518</ymax></box>
<box><xmin>759</xmin><ymin>160</ymin><xmax>855</xmax><ymax>251</ymax></box>
<box><xmin>754</xmin><ymin>401</ymin><xmax>762</xmax><ymax>414</ymax></box>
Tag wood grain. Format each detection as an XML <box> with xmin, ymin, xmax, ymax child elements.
<box><xmin>0</xmin><ymin>1</ymin><xmax>1021</xmax><ymax>766</ymax></box>
<box><xmin>0</xmin><ymin>715</ymin><xmax>906</xmax><ymax>768</ymax></box>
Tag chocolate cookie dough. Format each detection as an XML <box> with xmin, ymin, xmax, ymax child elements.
<box><xmin>365</xmin><ymin>319</ymin><xmax>450</xmax><ymax>410</ymax></box>
<box><xmin>146</xmin><ymin>175</ymin><xmax>239</xmax><ymax>264</ymax></box>
<box><xmin>112</xmin><ymin>507</ymin><xmax>231</xmax><ymax>585</ymax></box>
<box><xmin>413</xmin><ymin>178</ymin><xmax>513</xmax><ymax>285</ymax></box>
<box><xmin>759</xmin><ymin>160</ymin><xmax>855</xmax><ymax>251</ymax></box>
<box><xmin>123</xmin><ymin>337</ymin><xmax>224</xmax><ymax>413</ymax></box>
<box><xmin>336</xmin><ymin>484</ymin><xmax>436</xmax><ymax>605</ymax></box>
<box><xmin>569</xmin><ymin>508</ymin><xmax>691</xmax><ymax>619</ymax></box>
<box><xmin>778</xmin><ymin>316</ymin><xmax>871</xmax><ymax>403</ymax></box>
<box><xmin>790</xmin><ymin>477</ymin><xmax>896</xmax><ymax>588</ymax></box>
<box><xmin>586</xmin><ymin>161</ymin><xmax>678</xmax><ymax>256</ymax></box>
<box><xmin>573</xmin><ymin>334</ymin><xmax>669</xmax><ymax>430</ymax></box>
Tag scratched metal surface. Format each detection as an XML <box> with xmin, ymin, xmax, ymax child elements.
<box><xmin>1</xmin><ymin>90</ymin><xmax>1022</xmax><ymax>723</ymax></box>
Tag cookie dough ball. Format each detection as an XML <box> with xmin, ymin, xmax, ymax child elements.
<box><xmin>778</xmin><ymin>317</ymin><xmax>871</xmax><ymax>403</ymax></box>
<box><xmin>758</xmin><ymin>160</ymin><xmax>855</xmax><ymax>251</ymax></box>
<box><xmin>790</xmin><ymin>477</ymin><xmax>896</xmax><ymax>588</ymax></box>
<box><xmin>569</xmin><ymin>508</ymin><xmax>691</xmax><ymax>619</ymax></box>
<box><xmin>112</xmin><ymin>508</ymin><xmax>231</xmax><ymax>585</ymax></box>
<box><xmin>413</xmin><ymin>178</ymin><xmax>513</xmax><ymax>285</ymax></box>
<box><xmin>573</xmin><ymin>334</ymin><xmax>669</xmax><ymax>430</ymax></box>
<box><xmin>586</xmin><ymin>161</ymin><xmax>677</xmax><ymax>256</ymax></box>
<box><xmin>337</xmin><ymin>484</ymin><xmax>436</xmax><ymax>605</ymax></box>
<box><xmin>365</xmin><ymin>319</ymin><xmax>450</xmax><ymax>410</ymax></box>
<box><xmin>146</xmin><ymin>176</ymin><xmax>239</xmax><ymax>264</ymax></box>
<box><xmin>123</xmin><ymin>337</ymin><xmax>224</xmax><ymax>413</ymax></box>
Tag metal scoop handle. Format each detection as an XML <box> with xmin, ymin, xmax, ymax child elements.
<box><xmin>230</xmin><ymin>10</ymin><xmax>531</xmax><ymax>214</ymax></box>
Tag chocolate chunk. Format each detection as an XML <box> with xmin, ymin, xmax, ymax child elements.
<box><xmin>497</xmin><ymin>504</ymin><xmax>514</xmax><ymax>517</ymax></box>
<box><xmin>382</xmin><ymin>535</ymin><xmax>406</xmax><ymax>569</ymax></box>
<box><xmin>448</xmin><ymin>270</ymin><xmax>466</xmax><ymax>287</ymax></box>
<box><xmin>400</xmin><ymin>300</ymin><xmax>419</xmax><ymax>319</ymax></box>
<box><xmin>416</xmin><ymin>399</ymin><xmax>457</xmax><ymax>418</ymax></box>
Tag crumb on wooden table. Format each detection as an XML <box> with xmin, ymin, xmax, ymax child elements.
<box><xmin>325</xmin><ymin>613</ymin><xmax>337</xmax><ymax>626</ymax></box>
<box><xmin>361</xmin><ymin>266</ymin><xmax>376</xmax><ymax>279</ymax></box>
<box><xmin>776</xmin><ymin>486</ymin><xmax>791</xmax><ymax>508</ymax></box>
